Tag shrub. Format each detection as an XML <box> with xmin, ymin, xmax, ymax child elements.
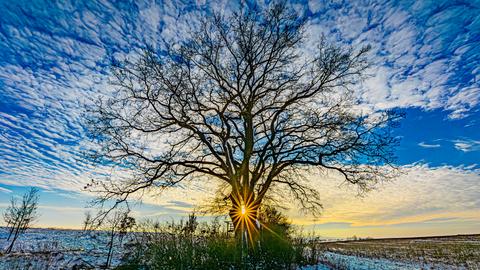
<box><xmin>117</xmin><ymin>211</ymin><xmax>318</xmax><ymax>269</ymax></box>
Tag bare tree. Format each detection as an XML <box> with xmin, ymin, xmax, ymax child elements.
<box><xmin>3</xmin><ymin>187</ymin><xmax>40</xmax><ymax>253</ymax></box>
<box><xmin>102</xmin><ymin>210</ymin><xmax>135</xmax><ymax>269</ymax></box>
<box><xmin>82</xmin><ymin>211</ymin><xmax>93</xmax><ymax>232</ymax></box>
<box><xmin>3</xmin><ymin>197</ymin><xmax>19</xmax><ymax>242</ymax></box>
<box><xmin>86</xmin><ymin>3</ymin><xmax>401</xmax><ymax>241</ymax></box>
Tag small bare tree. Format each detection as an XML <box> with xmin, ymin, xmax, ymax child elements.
<box><xmin>4</xmin><ymin>198</ymin><xmax>19</xmax><ymax>242</ymax></box>
<box><xmin>102</xmin><ymin>210</ymin><xmax>135</xmax><ymax>269</ymax></box>
<box><xmin>82</xmin><ymin>211</ymin><xmax>93</xmax><ymax>232</ymax></box>
<box><xmin>87</xmin><ymin>2</ymin><xmax>401</xmax><ymax>242</ymax></box>
<box><xmin>83</xmin><ymin>209</ymin><xmax>134</xmax><ymax>269</ymax></box>
<box><xmin>3</xmin><ymin>187</ymin><xmax>40</xmax><ymax>253</ymax></box>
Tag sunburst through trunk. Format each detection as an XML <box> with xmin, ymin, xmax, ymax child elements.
<box><xmin>229</xmin><ymin>189</ymin><xmax>261</xmax><ymax>244</ymax></box>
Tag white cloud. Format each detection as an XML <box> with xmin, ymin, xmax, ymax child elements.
<box><xmin>446</xmin><ymin>87</ymin><xmax>480</xmax><ymax>119</ymax></box>
<box><xmin>0</xmin><ymin>187</ymin><xmax>13</xmax><ymax>193</ymax></box>
<box><xmin>308</xmin><ymin>0</ymin><xmax>323</xmax><ymax>13</ymax></box>
<box><xmin>305</xmin><ymin>1</ymin><xmax>480</xmax><ymax>119</ymax></box>
<box><xmin>453</xmin><ymin>139</ymin><xmax>480</xmax><ymax>152</ymax></box>
<box><xmin>418</xmin><ymin>142</ymin><xmax>441</xmax><ymax>148</ymax></box>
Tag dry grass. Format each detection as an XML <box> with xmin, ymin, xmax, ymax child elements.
<box><xmin>317</xmin><ymin>234</ymin><xmax>480</xmax><ymax>269</ymax></box>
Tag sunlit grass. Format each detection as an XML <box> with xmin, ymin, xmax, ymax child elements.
<box><xmin>117</xmin><ymin>212</ymin><xmax>319</xmax><ymax>269</ymax></box>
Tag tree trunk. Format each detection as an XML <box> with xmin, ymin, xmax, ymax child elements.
<box><xmin>7</xmin><ymin>224</ymin><xmax>15</xmax><ymax>241</ymax></box>
<box><xmin>6</xmin><ymin>224</ymin><xmax>21</xmax><ymax>253</ymax></box>
<box><xmin>228</xmin><ymin>190</ymin><xmax>261</xmax><ymax>247</ymax></box>
<box><xmin>7</xmin><ymin>217</ymin><xmax>21</xmax><ymax>242</ymax></box>
<box><xmin>106</xmin><ymin>228</ymin><xmax>115</xmax><ymax>268</ymax></box>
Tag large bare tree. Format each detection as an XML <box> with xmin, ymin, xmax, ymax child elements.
<box><xmin>86</xmin><ymin>3</ymin><xmax>401</xmax><ymax>240</ymax></box>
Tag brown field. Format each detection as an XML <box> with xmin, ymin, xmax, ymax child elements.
<box><xmin>316</xmin><ymin>234</ymin><xmax>480</xmax><ymax>269</ymax></box>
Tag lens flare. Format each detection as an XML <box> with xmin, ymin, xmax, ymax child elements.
<box><xmin>229</xmin><ymin>190</ymin><xmax>260</xmax><ymax>245</ymax></box>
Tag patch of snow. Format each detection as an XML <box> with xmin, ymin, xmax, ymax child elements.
<box><xmin>302</xmin><ymin>251</ymin><xmax>465</xmax><ymax>270</ymax></box>
<box><xmin>0</xmin><ymin>227</ymin><xmax>124</xmax><ymax>269</ymax></box>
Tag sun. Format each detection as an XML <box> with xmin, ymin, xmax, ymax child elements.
<box><xmin>229</xmin><ymin>191</ymin><xmax>261</xmax><ymax>245</ymax></box>
<box><xmin>241</xmin><ymin>204</ymin><xmax>247</xmax><ymax>215</ymax></box>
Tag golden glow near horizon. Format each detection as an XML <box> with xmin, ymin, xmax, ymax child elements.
<box><xmin>7</xmin><ymin>164</ymin><xmax>479</xmax><ymax>239</ymax></box>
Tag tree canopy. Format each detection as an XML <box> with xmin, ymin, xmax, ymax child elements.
<box><xmin>86</xmin><ymin>2</ymin><xmax>401</xmax><ymax>233</ymax></box>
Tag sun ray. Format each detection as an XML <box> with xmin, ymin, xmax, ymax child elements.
<box><xmin>229</xmin><ymin>189</ymin><xmax>261</xmax><ymax>246</ymax></box>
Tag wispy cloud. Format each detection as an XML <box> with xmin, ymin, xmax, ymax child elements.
<box><xmin>0</xmin><ymin>187</ymin><xmax>12</xmax><ymax>193</ymax></box>
<box><xmin>418</xmin><ymin>142</ymin><xmax>441</xmax><ymax>148</ymax></box>
<box><xmin>0</xmin><ymin>0</ymin><xmax>231</xmax><ymax>196</ymax></box>
<box><xmin>0</xmin><ymin>0</ymin><xmax>478</xmax><ymax>197</ymax></box>
<box><xmin>306</xmin><ymin>1</ymin><xmax>480</xmax><ymax>119</ymax></box>
<box><xmin>453</xmin><ymin>139</ymin><xmax>480</xmax><ymax>152</ymax></box>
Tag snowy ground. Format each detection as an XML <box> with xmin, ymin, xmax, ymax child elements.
<box><xmin>313</xmin><ymin>235</ymin><xmax>480</xmax><ymax>269</ymax></box>
<box><xmin>1</xmin><ymin>228</ymin><xmax>476</xmax><ymax>269</ymax></box>
<box><xmin>302</xmin><ymin>251</ymin><xmax>465</xmax><ymax>270</ymax></box>
<box><xmin>0</xmin><ymin>227</ymin><xmax>122</xmax><ymax>269</ymax></box>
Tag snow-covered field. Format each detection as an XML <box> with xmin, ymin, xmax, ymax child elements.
<box><xmin>313</xmin><ymin>235</ymin><xmax>480</xmax><ymax>269</ymax></box>
<box><xmin>0</xmin><ymin>227</ymin><xmax>122</xmax><ymax>269</ymax></box>
<box><xmin>1</xmin><ymin>228</ymin><xmax>477</xmax><ymax>269</ymax></box>
<box><xmin>303</xmin><ymin>252</ymin><xmax>463</xmax><ymax>270</ymax></box>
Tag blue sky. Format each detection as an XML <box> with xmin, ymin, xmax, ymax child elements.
<box><xmin>0</xmin><ymin>0</ymin><xmax>479</xmax><ymax>237</ymax></box>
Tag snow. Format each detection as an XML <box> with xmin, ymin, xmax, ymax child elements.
<box><xmin>0</xmin><ymin>227</ymin><xmax>123</xmax><ymax>269</ymax></box>
<box><xmin>301</xmin><ymin>251</ymin><xmax>465</xmax><ymax>270</ymax></box>
<box><xmin>1</xmin><ymin>228</ymin><xmax>466</xmax><ymax>269</ymax></box>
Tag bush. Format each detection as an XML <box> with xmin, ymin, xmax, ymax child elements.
<box><xmin>117</xmin><ymin>211</ymin><xmax>318</xmax><ymax>269</ymax></box>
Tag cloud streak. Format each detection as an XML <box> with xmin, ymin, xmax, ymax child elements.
<box><xmin>418</xmin><ymin>142</ymin><xmax>441</xmax><ymax>148</ymax></box>
<box><xmin>453</xmin><ymin>139</ymin><xmax>480</xmax><ymax>152</ymax></box>
<box><xmin>0</xmin><ymin>187</ymin><xmax>12</xmax><ymax>193</ymax></box>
